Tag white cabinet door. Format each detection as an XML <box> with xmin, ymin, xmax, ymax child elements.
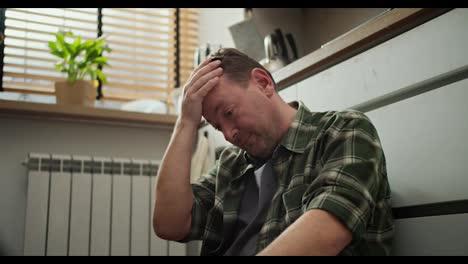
<box><xmin>367</xmin><ymin>79</ymin><xmax>468</xmax><ymax>207</ymax></box>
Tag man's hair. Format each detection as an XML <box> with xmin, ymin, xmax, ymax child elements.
<box><xmin>210</xmin><ymin>48</ymin><xmax>276</xmax><ymax>89</ymax></box>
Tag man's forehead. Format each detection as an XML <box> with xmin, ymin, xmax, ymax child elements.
<box><xmin>203</xmin><ymin>96</ymin><xmax>225</xmax><ymax>119</ymax></box>
<box><xmin>202</xmin><ymin>89</ymin><xmax>221</xmax><ymax>120</ymax></box>
<box><xmin>202</xmin><ymin>77</ymin><xmax>229</xmax><ymax>109</ymax></box>
<box><xmin>201</xmin><ymin>76</ymin><xmax>238</xmax><ymax>117</ymax></box>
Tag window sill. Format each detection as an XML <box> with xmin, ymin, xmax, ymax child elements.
<box><xmin>0</xmin><ymin>99</ymin><xmax>178</xmax><ymax>129</ymax></box>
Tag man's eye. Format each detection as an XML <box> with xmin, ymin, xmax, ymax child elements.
<box><xmin>224</xmin><ymin>110</ymin><xmax>233</xmax><ymax>118</ymax></box>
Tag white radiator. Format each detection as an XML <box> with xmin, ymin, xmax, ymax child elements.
<box><xmin>23</xmin><ymin>153</ymin><xmax>186</xmax><ymax>256</ymax></box>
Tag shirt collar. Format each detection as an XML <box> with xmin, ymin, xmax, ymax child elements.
<box><xmin>244</xmin><ymin>101</ymin><xmax>316</xmax><ymax>165</ymax></box>
<box><xmin>278</xmin><ymin>100</ymin><xmax>317</xmax><ymax>153</ymax></box>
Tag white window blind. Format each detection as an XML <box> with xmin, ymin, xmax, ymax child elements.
<box><xmin>2</xmin><ymin>8</ymin><xmax>98</xmax><ymax>95</ymax></box>
<box><xmin>1</xmin><ymin>8</ymin><xmax>199</xmax><ymax>106</ymax></box>
<box><xmin>101</xmin><ymin>8</ymin><xmax>176</xmax><ymax>103</ymax></box>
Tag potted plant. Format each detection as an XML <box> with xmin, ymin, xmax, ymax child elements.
<box><xmin>48</xmin><ymin>30</ymin><xmax>112</xmax><ymax>107</ymax></box>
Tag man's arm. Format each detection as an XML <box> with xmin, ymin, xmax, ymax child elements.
<box><xmin>153</xmin><ymin>58</ymin><xmax>223</xmax><ymax>241</ymax></box>
<box><xmin>153</xmin><ymin>120</ymin><xmax>197</xmax><ymax>241</ymax></box>
<box><xmin>257</xmin><ymin>209</ymin><xmax>352</xmax><ymax>256</ymax></box>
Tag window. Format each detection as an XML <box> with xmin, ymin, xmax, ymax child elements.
<box><xmin>0</xmin><ymin>8</ymin><xmax>198</xmax><ymax>109</ymax></box>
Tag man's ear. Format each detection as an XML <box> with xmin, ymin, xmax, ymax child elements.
<box><xmin>251</xmin><ymin>68</ymin><xmax>275</xmax><ymax>97</ymax></box>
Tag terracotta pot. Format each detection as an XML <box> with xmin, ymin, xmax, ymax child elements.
<box><xmin>54</xmin><ymin>80</ymin><xmax>96</xmax><ymax>107</ymax></box>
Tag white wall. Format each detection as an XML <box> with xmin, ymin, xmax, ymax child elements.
<box><xmin>0</xmin><ymin>116</ymin><xmax>172</xmax><ymax>255</ymax></box>
<box><xmin>198</xmin><ymin>8</ymin><xmax>244</xmax><ymax>48</ymax></box>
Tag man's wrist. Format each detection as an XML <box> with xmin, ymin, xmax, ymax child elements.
<box><xmin>176</xmin><ymin>118</ymin><xmax>198</xmax><ymax>132</ymax></box>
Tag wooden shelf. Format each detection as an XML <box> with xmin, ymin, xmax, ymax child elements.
<box><xmin>273</xmin><ymin>8</ymin><xmax>452</xmax><ymax>91</ymax></box>
<box><xmin>0</xmin><ymin>99</ymin><xmax>178</xmax><ymax>129</ymax></box>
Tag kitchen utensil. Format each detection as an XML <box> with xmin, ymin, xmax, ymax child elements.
<box><xmin>285</xmin><ymin>32</ymin><xmax>298</xmax><ymax>61</ymax></box>
<box><xmin>259</xmin><ymin>34</ymin><xmax>287</xmax><ymax>72</ymax></box>
<box><xmin>274</xmin><ymin>28</ymin><xmax>290</xmax><ymax>64</ymax></box>
<box><xmin>228</xmin><ymin>18</ymin><xmax>264</xmax><ymax>62</ymax></box>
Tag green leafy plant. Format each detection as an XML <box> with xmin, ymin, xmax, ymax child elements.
<box><xmin>48</xmin><ymin>30</ymin><xmax>112</xmax><ymax>85</ymax></box>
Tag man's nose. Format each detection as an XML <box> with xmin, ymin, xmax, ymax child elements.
<box><xmin>223</xmin><ymin>127</ymin><xmax>238</xmax><ymax>143</ymax></box>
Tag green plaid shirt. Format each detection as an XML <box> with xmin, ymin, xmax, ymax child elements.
<box><xmin>181</xmin><ymin>101</ymin><xmax>394</xmax><ymax>256</ymax></box>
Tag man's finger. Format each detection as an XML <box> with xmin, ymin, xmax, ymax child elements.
<box><xmin>185</xmin><ymin>57</ymin><xmax>218</xmax><ymax>88</ymax></box>
<box><xmin>194</xmin><ymin>56</ymin><xmax>215</xmax><ymax>73</ymax></box>
<box><xmin>190</xmin><ymin>67</ymin><xmax>223</xmax><ymax>95</ymax></box>
<box><xmin>195</xmin><ymin>76</ymin><xmax>219</xmax><ymax>98</ymax></box>
<box><xmin>185</xmin><ymin>60</ymin><xmax>222</xmax><ymax>94</ymax></box>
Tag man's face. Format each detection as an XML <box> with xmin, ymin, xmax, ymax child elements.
<box><xmin>202</xmin><ymin>75</ymin><xmax>278</xmax><ymax>158</ymax></box>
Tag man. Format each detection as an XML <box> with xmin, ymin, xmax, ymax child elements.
<box><xmin>153</xmin><ymin>48</ymin><xmax>394</xmax><ymax>256</ymax></box>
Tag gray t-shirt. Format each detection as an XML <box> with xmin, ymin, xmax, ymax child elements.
<box><xmin>223</xmin><ymin>159</ymin><xmax>277</xmax><ymax>256</ymax></box>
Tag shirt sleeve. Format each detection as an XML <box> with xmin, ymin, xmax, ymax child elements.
<box><xmin>303</xmin><ymin>111</ymin><xmax>388</xmax><ymax>246</ymax></box>
<box><xmin>178</xmin><ymin>160</ymin><xmax>218</xmax><ymax>243</ymax></box>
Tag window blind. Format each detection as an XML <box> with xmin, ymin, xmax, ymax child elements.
<box><xmin>2</xmin><ymin>8</ymin><xmax>98</xmax><ymax>96</ymax></box>
<box><xmin>178</xmin><ymin>8</ymin><xmax>199</xmax><ymax>86</ymax></box>
<box><xmin>101</xmin><ymin>8</ymin><xmax>176</xmax><ymax>103</ymax></box>
<box><xmin>1</xmin><ymin>8</ymin><xmax>199</xmax><ymax>107</ymax></box>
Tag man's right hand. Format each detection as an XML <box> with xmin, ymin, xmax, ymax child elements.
<box><xmin>179</xmin><ymin>58</ymin><xmax>223</xmax><ymax>127</ymax></box>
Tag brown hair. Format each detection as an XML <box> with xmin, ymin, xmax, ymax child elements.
<box><xmin>210</xmin><ymin>48</ymin><xmax>276</xmax><ymax>89</ymax></box>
